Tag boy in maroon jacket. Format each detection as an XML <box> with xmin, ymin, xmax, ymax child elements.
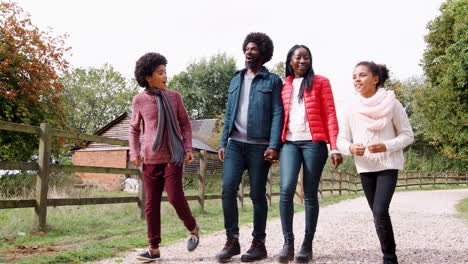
<box><xmin>129</xmin><ymin>52</ymin><xmax>200</xmax><ymax>262</ymax></box>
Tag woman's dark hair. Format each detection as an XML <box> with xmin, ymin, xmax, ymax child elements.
<box><xmin>356</xmin><ymin>61</ymin><xmax>389</xmax><ymax>88</ymax></box>
<box><xmin>134</xmin><ymin>52</ymin><xmax>167</xmax><ymax>88</ymax></box>
<box><xmin>242</xmin><ymin>32</ymin><xmax>274</xmax><ymax>64</ymax></box>
<box><xmin>285</xmin><ymin>45</ymin><xmax>315</xmax><ymax>102</ymax></box>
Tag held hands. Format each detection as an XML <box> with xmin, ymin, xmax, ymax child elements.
<box><xmin>184</xmin><ymin>152</ymin><xmax>195</xmax><ymax>163</ymax></box>
<box><xmin>350</xmin><ymin>143</ymin><xmax>387</xmax><ymax>156</ymax></box>
<box><xmin>330</xmin><ymin>153</ymin><xmax>343</xmax><ymax>169</ymax></box>
<box><xmin>264</xmin><ymin>148</ymin><xmax>279</xmax><ymax>163</ymax></box>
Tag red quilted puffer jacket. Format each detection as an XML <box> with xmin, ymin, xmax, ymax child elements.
<box><xmin>281</xmin><ymin>74</ymin><xmax>339</xmax><ymax>150</ymax></box>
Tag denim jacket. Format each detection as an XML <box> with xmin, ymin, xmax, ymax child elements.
<box><xmin>220</xmin><ymin>66</ymin><xmax>283</xmax><ymax>150</ymax></box>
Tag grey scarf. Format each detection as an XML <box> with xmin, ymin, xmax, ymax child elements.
<box><xmin>146</xmin><ymin>88</ymin><xmax>185</xmax><ymax>167</ymax></box>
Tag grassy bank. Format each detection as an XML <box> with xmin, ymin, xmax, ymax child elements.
<box><xmin>455</xmin><ymin>198</ymin><xmax>468</xmax><ymax>220</ymax></box>
<box><xmin>0</xmin><ymin>188</ymin><xmax>361</xmax><ymax>264</ymax></box>
<box><xmin>1</xmin><ymin>183</ymin><xmax>466</xmax><ymax>263</ymax></box>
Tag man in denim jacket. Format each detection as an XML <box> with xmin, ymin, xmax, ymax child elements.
<box><xmin>216</xmin><ymin>32</ymin><xmax>283</xmax><ymax>263</ymax></box>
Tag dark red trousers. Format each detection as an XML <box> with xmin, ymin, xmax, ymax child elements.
<box><xmin>143</xmin><ymin>163</ymin><xmax>196</xmax><ymax>249</ymax></box>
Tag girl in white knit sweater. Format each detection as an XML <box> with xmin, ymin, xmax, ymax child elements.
<box><xmin>337</xmin><ymin>61</ymin><xmax>414</xmax><ymax>264</ymax></box>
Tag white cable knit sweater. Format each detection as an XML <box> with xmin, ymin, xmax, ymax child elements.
<box><xmin>337</xmin><ymin>99</ymin><xmax>414</xmax><ymax>173</ymax></box>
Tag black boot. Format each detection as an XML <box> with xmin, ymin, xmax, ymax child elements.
<box><xmin>215</xmin><ymin>236</ymin><xmax>241</xmax><ymax>263</ymax></box>
<box><xmin>383</xmin><ymin>255</ymin><xmax>399</xmax><ymax>264</ymax></box>
<box><xmin>240</xmin><ymin>239</ymin><xmax>267</xmax><ymax>262</ymax></box>
<box><xmin>276</xmin><ymin>239</ymin><xmax>294</xmax><ymax>263</ymax></box>
<box><xmin>295</xmin><ymin>239</ymin><xmax>312</xmax><ymax>263</ymax></box>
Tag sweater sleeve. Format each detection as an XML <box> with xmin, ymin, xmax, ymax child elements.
<box><xmin>337</xmin><ymin>110</ymin><xmax>353</xmax><ymax>156</ymax></box>
<box><xmin>383</xmin><ymin>101</ymin><xmax>414</xmax><ymax>152</ymax></box>
<box><xmin>129</xmin><ymin>95</ymin><xmax>142</xmax><ymax>161</ymax></box>
<box><xmin>319</xmin><ymin>78</ymin><xmax>339</xmax><ymax>150</ymax></box>
<box><xmin>176</xmin><ymin>92</ymin><xmax>193</xmax><ymax>153</ymax></box>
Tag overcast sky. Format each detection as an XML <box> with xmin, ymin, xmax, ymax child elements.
<box><xmin>16</xmin><ymin>0</ymin><xmax>444</xmax><ymax>117</ymax></box>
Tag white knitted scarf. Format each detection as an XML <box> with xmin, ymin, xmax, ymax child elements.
<box><xmin>352</xmin><ymin>88</ymin><xmax>396</xmax><ymax>164</ymax></box>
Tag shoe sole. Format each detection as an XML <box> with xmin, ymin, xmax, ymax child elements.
<box><xmin>135</xmin><ymin>256</ymin><xmax>158</xmax><ymax>262</ymax></box>
<box><xmin>277</xmin><ymin>255</ymin><xmax>294</xmax><ymax>263</ymax></box>
<box><xmin>295</xmin><ymin>257</ymin><xmax>311</xmax><ymax>263</ymax></box>
<box><xmin>240</xmin><ymin>255</ymin><xmax>267</xmax><ymax>262</ymax></box>
<box><xmin>216</xmin><ymin>252</ymin><xmax>241</xmax><ymax>263</ymax></box>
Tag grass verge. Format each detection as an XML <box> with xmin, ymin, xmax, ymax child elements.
<box><xmin>455</xmin><ymin>198</ymin><xmax>468</xmax><ymax>220</ymax></box>
<box><xmin>2</xmin><ymin>185</ymin><xmax>466</xmax><ymax>263</ymax></box>
<box><xmin>0</xmin><ymin>190</ymin><xmax>361</xmax><ymax>264</ymax></box>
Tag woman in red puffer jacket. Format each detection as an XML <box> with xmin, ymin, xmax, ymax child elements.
<box><xmin>276</xmin><ymin>45</ymin><xmax>342</xmax><ymax>263</ymax></box>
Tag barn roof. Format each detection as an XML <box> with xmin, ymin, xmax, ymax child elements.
<box><xmin>74</xmin><ymin>113</ymin><xmax>218</xmax><ymax>153</ymax></box>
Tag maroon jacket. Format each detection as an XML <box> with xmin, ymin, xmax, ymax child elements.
<box><xmin>129</xmin><ymin>90</ymin><xmax>192</xmax><ymax>164</ymax></box>
<box><xmin>281</xmin><ymin>75</ymin><xmax>339</xmax><ymax>150</ymax></box>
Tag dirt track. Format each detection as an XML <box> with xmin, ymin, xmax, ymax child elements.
<box><xmin>93</xmin><ymin>189</ymin><xmax>468</xmax><ymax>264</ymax></box>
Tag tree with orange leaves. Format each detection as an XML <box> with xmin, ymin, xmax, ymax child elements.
<box><xmin>0</xmin><ymin>1</ymin><xmax>70</xmax><ymax>161</ymax></box>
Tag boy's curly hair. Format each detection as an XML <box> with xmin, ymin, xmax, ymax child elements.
<box><xmin>134</xmin><ymin>52</ymin><xmax>167</xmax><ymax>88</ymax></box>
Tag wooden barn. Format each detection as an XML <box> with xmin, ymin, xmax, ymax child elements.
<box><xmin>71</xmin><ymin>113</ymin><xmax>221</xmax><ymax>190</ymax></box>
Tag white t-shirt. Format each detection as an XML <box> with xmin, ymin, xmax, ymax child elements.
<box><xmin>286</xmin><ymin>77</ymin><xmax>313</xmax><ymax>141</ymax></box>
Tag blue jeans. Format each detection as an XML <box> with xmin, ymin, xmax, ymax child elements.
<box><xmin>279</xmin><ymin>141</ymin><xmax>328</xmax><ymax>241</ymax></box>
<box><xmin>222</xmin><ymin>140</ymin><xmax>271</xmax><ymax>241</ymax></box>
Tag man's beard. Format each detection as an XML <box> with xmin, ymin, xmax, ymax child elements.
<box><xmin>245</xmin><ymin>58</ymin><xmax>262</xmax><ymax>69</ymax></box>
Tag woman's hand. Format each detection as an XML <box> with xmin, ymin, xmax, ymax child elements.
<box><xmin>131</xmin><ymin>156</ymin><xmax>142</xmax><ymax>167</ymax></box>
<box><xmin>330</xmin><ymin>153</ymin><xmax>343</xmax><ymax>169</ymax></box>
<box><xmin>350</xmin><ymin>144</ymin><xmax>366</xmax><ymax>156</ymax></box>
<box><xmin>367</xmin><ymin>143</ymin><xmax>387</xmax><ymax>153</ymax></box>
<box><xmin>184</xmin><ymin>152</ymin><xmax>195</xmax><ymax>163</ymax></box>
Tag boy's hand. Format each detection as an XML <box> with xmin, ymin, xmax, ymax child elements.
<box><xmin>184</xmin><ymin>152</ymin><xmax>195</xmax><ymax>163</ymax></box>
<box><xmin>131</xmin><ymin>156</ymin><xmax>142</xmax><ymax>167</ymax></box>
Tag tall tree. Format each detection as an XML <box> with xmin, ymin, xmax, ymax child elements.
<box><xmin>60</xmin><ymin>64</ymin><xmax>139</xmax><ymax>134</ymax></box>
<box><xmin>168</xmin><ymin>53</ymin><xmax>237</xmax><ymax>119</ymax></box>
<box><xmin>270</xmin><ymin>61</ymin><xmax>285</xmax><ymax>79</ymax></box>
<box><xmin>419</xmin><ymin>0</ymin><xmax>467</xmax><ymax>160</ymax></box>
<box><xmin>0</xmin><ymin>2</ymin><xmax>69</xmax><ymax>161</ymax></box>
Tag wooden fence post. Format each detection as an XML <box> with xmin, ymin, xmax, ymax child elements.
<box><xmin>419</xmin><ymin>171</ymin><xmax>422</xmax><ymax>188</ymax></box>
<box><xmin>35</xmin><ymin>123</ymin><xmax>51</xmax><ymax>231</ymax></box>
<box><xmin>198</xmin><ymin>150</ymin><xmax>207</xmax><ymax>213</ymax></box>
<box><xmin>330</xmin><ymin>171</ymin><xmax>334</xmax><ymax>196</ymax></box>
<box><xmin>267</xmin><ymin>169</ymin><xmax>272</xmax><ymax>207</ymax></box>
<box><xmin>138</xmin><ymin>167</ymin><xmax>146</xmax><ymax>220</ymax></box>
<box><xmin>347</xmin><ymin>173</ymin><xmax>350</xmax><ymax>194</ymax></box>
<box><xmin>465</xmin><ymin>171</ymin><xmax>468</xmax><ymax>186</ymax></box>
<box><xmin>433</xmin><ymin>171</ymin><xmax>436</xmax><ymax>187</ymax></box>
<box><xmin>338</xmin><ymin>171</ymin><xmax>342</xmax><ymax>195</ymax></box>
<box><xmin>405</xmin><ymin>173</ymin><xmax>408</xmax><ymax>189</ymax></box>
<box><xmin>354</xmin><ymin>171</ymin><xmax>358</xmax><ymax>193</ymax></box>
<box><xmin>445</xmin><ymin>171</ymin><xmax>448</xmax><ymax>185</ymax></box>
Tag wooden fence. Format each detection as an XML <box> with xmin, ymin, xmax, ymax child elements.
<box><xmin>1</xmin><ymin>120</ymin><xmax>467</xmax><ymax>231</ymax></box>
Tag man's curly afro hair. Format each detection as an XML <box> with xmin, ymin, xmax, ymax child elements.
<box><xmin>134</xmin><ymin>52</ymin><xmax>167</xmax><ymax>88</ymax></box>
<box><xmin>242</xmin><ymin>32</ymin><xmax>274</xmax><ymax>64</ymax></box>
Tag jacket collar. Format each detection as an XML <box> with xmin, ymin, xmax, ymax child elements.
<box><xmin>284</xmin><ymin>75</ymin><xmax>295</xmax><ymax>84</ymax></box>
<box><xmin>235</xmin><ymin>66</ymin><xmax>270</xmax><ymax>79</ymax></box>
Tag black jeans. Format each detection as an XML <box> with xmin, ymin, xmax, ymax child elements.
<box><xmin>360</xmin><ymin>169</ymin><xmax>398</xmax><ymax>263</ymax></box>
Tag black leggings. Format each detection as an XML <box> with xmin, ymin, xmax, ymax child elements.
<box><xmin>360</xmin><ymin>169</ymin><xmax>398</xmax><ymax>263</ymax></box>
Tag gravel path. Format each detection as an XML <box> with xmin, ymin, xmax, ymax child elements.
<box><xmin>93</xmin><ymin>189</ymin><xmax>468</xmax><ymax>264</ymax></box>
